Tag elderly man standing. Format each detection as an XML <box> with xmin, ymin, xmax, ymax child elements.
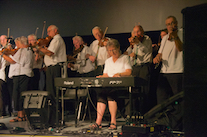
<box><xmin>0</xmin><ymin>35</ymin><xmax>13</xmax><ymax>116</ymax></box>
<box><xmin>28</xmin><ymin>34</ymin><xmax>43</xmax><ymax>90</ymax></box>
<box><xmin>86</xmin><ymin>26</ymin><xmax>109</xmax><ymax>76</ymax></box>
<box><xmin>38</xmin><ymin>25</ymin><xmax>67</xmax><ymax>97</ymax></box>
<box><xmin>128</xmin><ymin>25</ymin><xmax>152</xmax><ymax>114</ymax></box>
<box><xmin>153</xmin><ymin>16</ymin><xmax>183</xmax><ymax>130</ymax></box>
<box><xmin>153</xmin><ymin>16</ymin><xmax>183</xmax><ymax>105</ymax></box>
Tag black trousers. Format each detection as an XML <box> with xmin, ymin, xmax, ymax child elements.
<box><xmin>0</xmin><ymin>79</ymin><xmax>4</xmax><ymax>115</ymax></box>
<box><xmin>130</xmin><ymin>64</ymin><xmax>151</xmax><ymax>114</ymax></box>
<box><xmin>157</xmin><ymin>73</ymin><xmax>183</xmax><ymax>104</ymax></box>
<box><xmin>93</xmin><ymin>65</ymin><xmax>104</xmax><ymax>76</ymax></box>
<box><xmin>46</xmin><ymin>64</ymin><xmax>61</xmax><ymax>98</ymax></box>
<box><xmin>2</xmin><ymin>65</ymin><xmax>13</xmax><ymax>114</ymax></box>
<box><xmin>13</xmin><ymin>75</ymin><xmax>30</xmax><ymax>111</ymax></box>
<box><xmin>29</xmin><ymin>68</ymin><xmax>40</xmax><ymax>90</ymax></box>
<box><xmin>156</xmin><ymin>73</ymin><xmax>183</xmax><ymax>130</ymax></box>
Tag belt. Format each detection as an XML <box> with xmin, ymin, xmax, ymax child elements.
<box><xmin>48</xmin><ymin>62</ymin><xmax>65</xmax><ymax>67</ymax></box>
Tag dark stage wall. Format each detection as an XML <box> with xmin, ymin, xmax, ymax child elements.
<box><xmin>0</xmin><ymin>0</ymin><xmax>206</xmax><ymax>38</ymax></box>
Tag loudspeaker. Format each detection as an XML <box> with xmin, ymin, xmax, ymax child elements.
<box><xmin>21</xmin><ymin>90</ymin><xmax>56</xmax><ymax>129</ymax></box>
<box><xmin>182</xmin><ymin>3</ymin><xmax>207</xmax><ymax>136</ymax></box>
<box><xmin>144</xmin><ymin>91</ymin><xmax>184</xmax><ymax>130</ymax></box>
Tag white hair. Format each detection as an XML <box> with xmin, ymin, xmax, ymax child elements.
<box><xmin>72</xmin><ymin>36</ymin><xmax>83</xmax><ymax>42</ymax></box>
<box><xmin>27</xmin><ymin>34</ymin><xmax>37</xmax><ymax>40</ymax></box>
<box><xmin>92</xmin><ymin>26</ymin><xmax>102</xmax><ymax>34</ymax></box>
<box><xmin>15</xmin><ymin>36</ymin><xmax>28</xmax><ymax>45</ymax></box>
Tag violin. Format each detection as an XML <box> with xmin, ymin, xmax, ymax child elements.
<box><xmin>37</xmin><ymin>36</ymin><xmax>53</xmax><ymax>47</ymax></box>
<box><xmin>98</xmin><ymin>38</ymin><xmax>109</xmax><ymax>47</ymax></box>
<box><xmin>67</xmin><ymin>45</ymin><xmax>84</xmax><ymax>62</ymax></box>
<box><xmin>36</xmin><ymin>21</ymin><xmax>53</xmax><ymax>48</ymax></box>
<box><xmin>0</xmin><ymin>48</ymin><xmax>19</xmax><ymax>56</ymax></box>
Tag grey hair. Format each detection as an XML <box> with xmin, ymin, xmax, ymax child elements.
<box><xmin>106</xmin><ymin>39</ymin><xmax>120</xmax><ymax>49</ymax></box>
<box><xmin>27</xmin><ymin>34</ymin><xmax>37</xmax><ymax>40</ymax></box>
<box><xmin>166</xmin><ymin>15</ymin><xmax>177</xmax><ymax>23</ymax></box>
<box><xmin>72</xmin><ymin>36</ymin><xmax>83</xmax><ymax>42</ymax></box>
<box><xmin>92</xmin><ymin>26</ymin><xmax>102</xmax><ymax>34</ymax></box>
<box><xmin>15</xmin><ymin>36</ymin><xmax>28</xmax><ymax>45</ymax></box>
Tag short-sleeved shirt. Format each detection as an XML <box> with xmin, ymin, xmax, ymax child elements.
<box><xmin>103</xmin><ymin>54</ymin><xmax>132</xmax><ymax>77</ymax></box>
<box><xmin>44</xmin><ymin>34</ymin><xmax>67</xmax><ymax>66</ymax></box>
<box><xmin>71</xmin><ymin>45</ymin><xmax>95</xmax><ymax>74</ymax></box>
<box><xmin>9</xmin><ymin>48</ymin><xmax>33</xmax><ymax>78</ymax></box>
<box><xmin>158</xmin><ymin>28</ymin><xmax>183</xmax><ymax>73</ymax></box>
<box><xmin>90</xmin><ymin>39</ymin><xmax>109</xmax><ymax>66</ymax></box>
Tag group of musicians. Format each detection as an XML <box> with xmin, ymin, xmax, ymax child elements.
<box><xmin>0</xmin><ymin>15</ymin><xmax>183</xmax><ymax>130</ymax></box>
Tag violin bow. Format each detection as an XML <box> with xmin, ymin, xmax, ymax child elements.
<box><xmin>41</xmin><ymin>21</ymin><xmax>46</xmax><ymax>38</ymax></box>
<box><xmin>102</xmin><ymin>27</ymin><xmax>108</xmax><ymax>39</ymax></box>
<box><xmin>5</xmin><ymin>28</ymin><xmax>10</xmax><ymax>48</ymax></box>
<box><xmin>35</xmin><ymin>27</ymin><xmax>39</xmax><ymax>37</ymax></box>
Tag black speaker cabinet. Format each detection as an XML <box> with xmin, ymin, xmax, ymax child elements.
<box><xmin>21</xmin><ymin>91</ymin><xmax>56</xmax><ymax>129</ymax></box>
<box><xmin>182</xmin><ymin>3</ymin><xmax>207</xmax><ymax>136</ymax></box>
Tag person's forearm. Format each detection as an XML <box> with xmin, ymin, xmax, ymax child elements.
<box><xmin>39</xmin><ymin>48</ymin><xmax>54</xmax><ymax>57</ymax></box>
<box><xmin>174</xmin><ymin>37</ymin><xmax>183</xmax><ymax>51</ymax></box>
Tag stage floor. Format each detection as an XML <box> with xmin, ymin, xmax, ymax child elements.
<box><xmin>0</xmin><ymin>114</ymin><xmax>124</xmax><ymax>137</ymax></box>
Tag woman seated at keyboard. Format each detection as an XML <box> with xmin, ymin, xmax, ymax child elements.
<box><xmin>90</xmin><ymin>39</ymin><xmax>132</xmax><ymax>130</ymax></box>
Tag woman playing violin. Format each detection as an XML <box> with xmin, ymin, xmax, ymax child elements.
<box><xmin>0</xmin><ymin>36</ymin><xmax>33</xmax><ymax>122</ymax></box>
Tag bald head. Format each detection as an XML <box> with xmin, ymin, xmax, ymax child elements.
<box><xmin>133</xmin><ymin>25</ymin><xmax>144</xmax><ymax>37</ymax></box>
<box><xmin>47</xmin><ymin>25</ymin><xmax>59</xmax><ymax>37</ymax></box>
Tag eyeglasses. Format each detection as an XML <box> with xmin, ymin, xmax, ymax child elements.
<box><xmin>107</xmin><ymin>49</ymin><xmax>117</xmax><ymax>53</ymax></box>
<box><xmin>166</xmin><ymin>21</ymin><xmax>177</xmax><ymax>27</ymax></box>
<box><xmin>47</xmin><ymin>30</ymin><xmax>52</xmax><ymax>33</ymax></box>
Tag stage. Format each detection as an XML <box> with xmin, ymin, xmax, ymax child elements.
<box><xmin>0</xmin><ymin>113</ymin><xmax>124</xmax><ymax>137</ymax></box>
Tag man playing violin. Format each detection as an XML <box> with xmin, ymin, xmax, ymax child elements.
<box><xmin>153</xmin><ymin>16</ymin><xmax>183</xmax><ymax>130</ymax></box>
<box><xmin>37</xmin><ymin>25</ymin><xmax>67</xmax><ymax>98</ymax></box>
<box><xmin>0</xmin><ymin>35</ymin><xmax>13</xmax><ymax>50</ymax></box>
<box><xmin>128</xmin><ymin>25</ymin><xmax>152</xmax><ymax>114</ymax></box>
<box><xmin>0</xmin><ymin>36</ymin><xmax>33</xmax><ymax>122</ymax></box>
<box><xmin>0</xmin><ymin>36</ymin><xmax>7</xmax><ymax>117</ymax></box>
<box><xmin>153</xmin><ymin>16</ymin><xmax>183</xmax><ymax>104</ymax></box>
<box><xmin>28</xmin><ymin>34</ymin><xmax>43</xmax><ymax>90</ymax></box>
<box><xmin>68</xmin><ymin>36</ymin><xmax>95</xmax><ymax>77</ymax></box>
<box><xmin>0</xmin><ymin>35</ymin><xmax>13</xmax><ymax>116</ymax></box>
<box><xmin>86</xmin><ymin>26</ymin><xmax>109</xmax><ymax>76</ymax></box>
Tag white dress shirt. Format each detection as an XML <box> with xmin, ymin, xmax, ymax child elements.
<box><xmin>158</xmin><ymin>28</ymin><xmax>183</xmax><ymax>73</ymax></box>
<box><xmin>9</xmin><ymin>48</ymin><xmax>33</xmax><ymax>78</ymax></box>
<box><xmin>90</xmin><ymin>39</ymin><xmax>109</xmax><ymax>66</ymax></box>
<box><xmin>44</xmin><ymin>34</ymin><xmax>67</xmax><ymax>66</ymax></box>
<box><xmin>71</xmin><ymin>45</ymin><xmax>95</xmax><ymax>74</ymax></box>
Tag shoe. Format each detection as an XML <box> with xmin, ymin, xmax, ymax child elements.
<box><xmin>9</xmin><ymin>117</ymin><xmax>26</xmax><ymax>122</ymax></box>
<box><xmin>89</xmin><ymin>123</ymin><xmax>102</xmax><ymax>130</ymax></box>
<box><xmin>108</xmin><ymin>123</ymin><xmax>117</xmax><ymax>130</ymax></box>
